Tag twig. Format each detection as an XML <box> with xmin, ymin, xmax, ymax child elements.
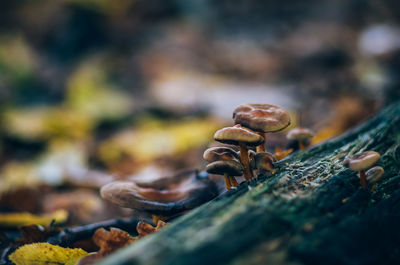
<box><xmin>46</xmin><ymin>217</ymin><xmax>140</xmax><ymax>247</ymax></box>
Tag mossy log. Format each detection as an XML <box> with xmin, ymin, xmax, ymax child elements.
<box><xmin>99</xmin><ymin>101</ymin><xmax>400</xmax><ymax>265</ymax></box>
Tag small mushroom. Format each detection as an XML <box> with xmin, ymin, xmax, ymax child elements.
<box><xmin>100</xmin><ymin>169</ymin><xmax>218</xmax><ymax>216</ymax></box>
<box><xmin>286</xmin><ymin>127</ymin><xmax>314</xmax><ymax>150</ymax></box>
<box><xmin>203</xmin><ymin>146</ymin><xmax>241</xmax><ymax>188</ymax></box>
<box><xmin>206</xmin><ymin>160</ymin><xmax>244</xmax><ymax>190</ymax></box>
<box><xmin>233</xmin><ymin>104</ymin><xmax>291</xmax><ymax>152</ymax></box>
<box><xmin>254</xmin><ymin>152</ymin><xmax>275</xmax><ymax>176</ymax></box>
<box><xmin>214</xmin><ymin>124</ymin><xmax>264</xmax><ymax>180</ymax></box>
<box><xmin>343</xmin><ymin>151</ymin><xmax>381</xmax><ymax>189</ymax></box>
<box><xmin>366</xmin><ymin>166</ymin><xmax>384</xmax><ymax>191</ymax></box>
<box><xmin>203</xmin><ymin>146</ymin><xmax>240</xmax><ymax>162</ymax></box>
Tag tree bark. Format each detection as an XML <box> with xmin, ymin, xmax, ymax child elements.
<box><xmin>99</xmin><ymin>101</ymin><xmax>400</xmax><ymax>265</ymax></box>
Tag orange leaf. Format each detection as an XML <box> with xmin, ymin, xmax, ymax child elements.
<box><xmin>273</xmin><ymin>148</ymin><xmax>293</xmax><ymax>161</ymax></box>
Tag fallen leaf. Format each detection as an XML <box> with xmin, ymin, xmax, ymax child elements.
<box><xmin>9</xmin><ymin>242</ymin><xmax>88</xmax><ymax>265</ymax></box>
<box><xmin>77</xmin><ymin>227</ymin><xmax>136</xmax><ymax>264</ymax></box>
<box><xmin>97</xmin><ymin>117</ymin><xmax>222</xmax><ymax>174</ymax></box>
<box><xmin>273</xmin><ymin>148</ymin><xmax>293</xmax><ymax>161</ymax></box>
<box><xmin>0</xmin><ymin>162</ymin><xmax>40</xmax><ymax>195</ymax></box>
<box><xmin>0</xmin><ymin>186</ymin><xmax>49</xmax><ymax>212</ymax></box>
<box><xmin>0</xmin><ymin>209</ymin><xmax>68</xmax><ymax>227</ymax></box>
<box><xmin>93</xmin><ymin>227</ymin><xmax>136</xmax><ymax>256</ymax></box>
<box><xmin>137</xmin><ymin>220</ymin><xmax>167</xmax><ymax>237</ymax></box>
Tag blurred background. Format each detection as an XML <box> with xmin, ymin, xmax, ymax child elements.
<box><xmin>0</xmin><ymin>0</ymin><xmax>400</xmax><ymax>225</ymax></box>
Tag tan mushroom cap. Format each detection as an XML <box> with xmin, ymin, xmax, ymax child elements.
<box><xmin>233</xmin><ymin>104</ymin><xmax>291</xmax><ymax>133</ymax></box>
<box><xmin>100</xmin><ymin>181</ymin><xmax>185</xmax><ymax>208</ymax></box>
<box><xmin>214</xmin><ymin>124</ymin><xmax>264</xmax><ymax>146</ymax></box>
<box><xmin>287</xmin><ymin>127</ymin><xmax>315</xmax><ymax>141</ymax></box>
<box><xmin>343</xmin><ymin>151</ymin><xmax>381</xmax><ymax>171</ymax></box>
<box><xmin>203</xmin><ymin>146</ymin><xmax>240</xmax><ymax>163</ymax></box>
<box><xmin>206</xmin><ymin>160</ymin><xmax>244</xmax><ymax>176</ymax></box>
<box><xmin>366</xmin><ymin>166</ymin><xmax>384</xmax><ymax>184</ymax></box>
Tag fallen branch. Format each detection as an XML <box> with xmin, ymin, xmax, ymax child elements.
<box><xmin>97</xmin><ymin>101</ymin><xmax>400</xmax><ymax>265</ymax></box>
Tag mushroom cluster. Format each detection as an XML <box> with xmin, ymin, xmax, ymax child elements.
<box><xmin>204</xmin><ymin>104</ymin><xmax>290</xmax><ymax>190</ymax></box>
<box><xmin>343</xmin><ymin>151</ymin><xmax>384</xmax><ymax>190</ymax></box>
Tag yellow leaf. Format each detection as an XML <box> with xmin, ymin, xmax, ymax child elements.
<box><xmin>3</xmin><ymin>106</ymin><xmax>93</xmax><ymax>141</ymax></box>
<box><xmin>273</xmin><ymin>148</ymin><xmax>293</xmax><ymax>161</ymax></box>
<box><xmin>0</xmin><ymin>161</ymin><xmax>39</xmax><ymax>194</ymax></box>
<box><xmin>0</xmin><ymin>210</ymin><xmax>68</xmax><ymax>228</ymax></box>
<box><xmin>66</xmin><ymin>59</ymin><xmax>133</xmax><ymax>121</ymax></box>
<box><xmin>97</xmin><ymin>117</ymin><xmax>223</xmax><ymax>166</ymax></box>
<box><xmin>9</xmin><ymin>243</ymin><xmax>88</xmax><ymax>265</ymax></box>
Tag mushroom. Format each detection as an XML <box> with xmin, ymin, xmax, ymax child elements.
<box><xmin>343</xmin><ymin>151</ymin><xmax>381</xmax><ymax>189</ymax></box>
<box><xmin>100</xmin><ymin>169</ymin><xmax>218</xmax><ymax>216</ymax></box>
<box><xmin>254</xmin><ymin>152</ymin><xmax>275</xmax><ymax>176</ymax></box>
<box><xmin>286</xmin><ymin>127</ymin><xmax>315</xmax><ymax>150</ymax></box>
<box><xmin>366</xmin><ymin>166</ymin><xmax>384</xmax><ymax>191</ymax></box>
<box><xmin>233</xmin><ymin>104</ymin><xmax>291</xmax><ymax>152</ymax></box>
<box><xmin>127</xmin><ymin>168</ymin><xmax>195</xmax><ymax>189</ymax></box>
<box><xmin>214</xmin><ymin>124</ymin><xmax>264</xmax><ymax>180</ymax></box>
<box><xmin>206</xmin><ymin>160</ymin><xmax>244</xmax><ymax>190</ymax></box>
<box><xmin>203</xmin><ymin>146</ymin><xmax>241</xmax><ymax>188</ymax></box>
<box><xmin>203</xmin><ymin>146</ymin><xmax>240</xmax><ymax>162</ymax></box>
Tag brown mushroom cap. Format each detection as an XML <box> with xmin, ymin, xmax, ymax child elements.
<box><xmin>203</xmin><ymin>146</ymin><xmax>240</xmax><ymax>163</ymax></box>
<box><xmin>286</xmin><ymin>127</ymin><xmax>315</xmax><ymax>141</ymax></box>
<box><xmin>366</xmin><ymin>166</ymin><xmax>384</xmax><ymax>184</ymax></box>
<box><xmin>206</xmin><ymin>160</ymin><xmax>244</xmax><ymax>176</ymax></box>
<box><xmin>100</xmin><ymin>170</ymin><xmax>218</xmax><ymax>215</ymax></box>
<box><xmin>233</xmin><ymin>104</ymin><xmax>291</xmax><ymax>133</ymax></box>
<box><xmin>343</xmin><ymin>151</ymin><xmax>381</xmax><ymax>171</ymax></box>
<box><xmin>254</xmin><ymin>152</ymin><xmax>274</xmax><ymax>172</ymax></box>
<box><xmin>214</xmin><ymin>124</ymin><xmax>264</xmax><ymax>146</ymax></box>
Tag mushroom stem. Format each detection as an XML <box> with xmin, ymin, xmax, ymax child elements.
<box><xmin>256</xmin><ymin>132</ymin><xmax>266</xmax><ymax>153</ymax></box>
<box><xmin>230</xmin><ymin>176</ymin><xmax>239</xmax><ymax>187</ymax></box>
<box><xmin>152</xmin><ymin>215</ymin><xmax>167</xmax><ymax>225</ymax></box>
<box><xmin>359</xmin><ymin>170</ymin><xmax>367</xmax><ymax>189</ymax></box>
<box><xmin>239</xmin><ymin>142</ymin><xmax>254</xmax><ymax>181</ymax></box>
<box><xmin>223</xmin><ymin>173</ymin><xmax>231</xmax><ymax>190</ymax></box>
<box><xmin>299</xmin><ymin>141</ymin><xmax>305</xmax><ymax>150</ymax></box>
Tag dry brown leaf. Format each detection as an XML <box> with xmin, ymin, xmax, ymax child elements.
<box><xmin>76</xmin><ymin>227</ymin><xmax>136</xmax><ymax>264</ymax></box>
<box><xmin>93</xmin><ymin>227</ymin><xmax>136</xmax><ymax>256</ymax></box>
<box><xmin>137</xmin><ymin>220</ymin><xmax>167</xmax><ymax>237</ymax></box>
